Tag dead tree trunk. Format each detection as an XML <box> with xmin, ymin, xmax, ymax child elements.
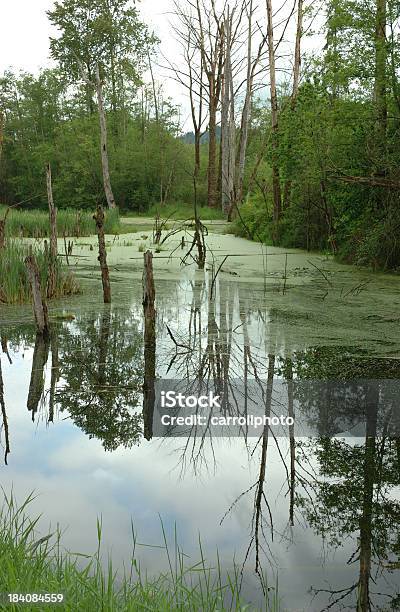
<box><xmin>94</xmin><ymin>205</ymin><xmax>111</xmax><ymax>304</ymax></box>
<box><xmin>95</xmin><ymin>65</ymin><xmax>116</xmax><ymax>210</ymax></box>
<box><xmin>142</xmin><ymin>251</ymin><xmax>156</xmax><ymax>441</ymax></box>
<box><xmin>25</xmin><ymin>251</ymin><xmax>50</xmax><ymax>336</ymax></box>
<box><xmin>46</xmin><ymin>163</ymin><xmax>58</xmax><ymax>299</ymax></box>
<box><xmin>283</xmin><ymin>0</ymin><xmax>303</xmax><ymax>209</ymax></box>
<box><xmin>266</xmin><ymin>0</ymin><xmax>282</xmax><ymax>238</ymax></box>
<box><xmin>221</xmin><ymin>9</ymin><xmax>235</xmax><ymax>215</ymax></box>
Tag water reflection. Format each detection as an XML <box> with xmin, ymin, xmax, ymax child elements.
<box><xmin>0</xmin><ymin>275</ymin><xmax>399</xmax><ymax>610</ymax></box>
<box><xmin>58</xmin><ymin>309</ymin><xmax>143</xmax><ymax>451</ymax></box>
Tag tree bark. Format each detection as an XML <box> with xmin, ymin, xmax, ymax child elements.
<box><xmin>221</xmin><ymin>9</ymin><xmax>235</xmax><ymax>215</ymax></box>
<box><xmin>374</xmin><ymin>0</ymin><xmax>387</xmax><ymax>174</ymax></box>
<box><xmin>208</xmin><ymin>89</ymin><xmax>218</xmax><ymax>208</ymax></box>
<box><xmin>46</xmin><ymin>163</ymin><xmax>58</xmax><ymax>299</ymax></box>
<box><xmin>283</xmin><ymin>0</ymin><xmax>303</xmax><ymax>209</ymax></box>
<box><xmin>266</xmin><ymin>0</ymin><xmax>282</xmax><ymax>236</ymax></box>
<box><xmin>94</xmin><ymin>205</ymin><xmax>111</xmax><ymax>304</ymax></box>
<box><xmin>235</xmin><ymin>0</ymin><xmax>256</xmax><ymax>208</ymax></box>
<box><xmin>25</xmin><ymin>251</ymin><xmax>50</xmax><ymax>336</ymax></box>
<box><xmin>95</xmin><ymin>65</ymin><xmax>116</xmax><ymax>209</ymax></box>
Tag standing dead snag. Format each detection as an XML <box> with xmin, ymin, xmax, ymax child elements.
<box><xmin>46</xmin><ymin>163</ymin><xmax>58</xmax><ymax>298</ymax></box>
<box><xmin>142</xmin><ymin>251</ymin><xmax>156</xmax><ymax>441</ymax></box>
<box><xmin>266</xmin><ymin>0</ymin><xmax>282</xmax><ymax>238</ymax></box>
<box><xmin>93</xmin><ymin>205</ymin><xmax>111</xmax><ymax>304</ymax></box>
<box><xmin>95</xmin><ymin>65</ymin><xmax>116</xmax><ymax>210</ymax></box>
<box><xmin>25</xmin><ymin>250</ymin><xmax>50</xmax><ymax>336</ymax></box>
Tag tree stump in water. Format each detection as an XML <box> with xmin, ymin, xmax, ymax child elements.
<box><xmin>25</xmin><ymin>251</ymin><xmax>50</xmax><ymax>336</ymax></box>
<box><xmin>93</xmin><ymin>205</ymin><xmax>111</xmax><ymax>304</ymax></box>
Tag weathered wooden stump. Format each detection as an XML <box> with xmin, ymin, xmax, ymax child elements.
<box><xmin>25</xmin><ymin>250</ymin><xmax>50</xmax><ymax>336</ymax></box>
<box><xmin>93</xmin><ymin>205</ymin><xmax>111</xmax><ymax>303</ymax></box>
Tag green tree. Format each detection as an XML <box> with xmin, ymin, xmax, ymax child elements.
<box><xmin>48</xmin><ymin>0</ymin><xmax>152</xmax><ymax>114</ymax></box>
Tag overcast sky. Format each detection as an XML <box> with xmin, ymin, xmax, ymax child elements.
<box><xmin>0</xmin><ymin>0</ymin><xmax>192</xmax><ymax>120</ymax></box>
<box><xmin>0</xmin><ymin>0</ymin><xmax>175</xmax><ymax>73</ymax></box>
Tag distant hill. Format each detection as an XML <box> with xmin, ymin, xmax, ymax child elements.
<box><xmin>180</xmin><ymin>126</ymin><xmax>221</xmax><ymax>144</ymax></box>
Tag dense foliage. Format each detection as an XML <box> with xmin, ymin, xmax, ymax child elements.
<box><xmin>235</xmin><ymin>0</ymin><xmax>400</xmax><ymax>270</ymax></box>
<box><xmin>0</xmin><ymin>0</ymin><xmax>399</xmax><ymax>269</ymax></box>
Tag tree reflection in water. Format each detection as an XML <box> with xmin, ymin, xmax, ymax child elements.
<box><xmin>58</xmin><ymin>308</ymin><xmax>144</xmax><ymax>451</ymax></box>
<box><xmin>0</xmin><ymin>277</ymin><xmax>399</xmax><ymax>610</ymax></box>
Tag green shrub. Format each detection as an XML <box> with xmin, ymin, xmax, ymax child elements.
<box><xmin>231</xmin><ymin>196</ymin><xmax>272</xmax><ymax>243</ymax></box>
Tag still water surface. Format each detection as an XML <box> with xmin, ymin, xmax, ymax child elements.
<box><xmin>0</xmin><ymin>231</ymin><xmax>399</xmax><ymax>610</ymax></box>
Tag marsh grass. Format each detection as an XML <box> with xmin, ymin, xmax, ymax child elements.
<box><xmin>0</xmin><ymin>242</ymin><xmax>79</xmax><ymax>305</ymax></box>
<box><xmin>1</xmin><ymin>207</ymin><xmax>120</xmax><ymax>238</ymax></box>
<box><xmin>130</xmin><ymin>203</ymin><xmax>225</xmax><ymax>221</ymax></box>
<box><xmin>0</xmin><ymin>491</ymin><xmax>280</xmax><ymax>611</ymax></box>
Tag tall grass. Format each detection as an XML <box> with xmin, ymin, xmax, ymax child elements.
<box><xmin>1</xmin><ymin>207</ymin><xmax>120</xmax><ymax>238</ymax></box>
<box><xmin>0</xmin><ymin>491</ymin><xmax>280</xmax><ymax>612</ymax></box>
<box><xmin>131</xmin><ymin>203</ymin><xmax>226</xmax><ymax>221</ymax></box>
<box><xmin>0</xmin><ymin>242</ymin><xmax>79</xmax><ymax>305</ymax></box>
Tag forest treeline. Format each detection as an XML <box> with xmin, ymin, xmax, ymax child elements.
<box><xmin>0</xmin><ymin>0</ymin><xmax>399</xmax><ymax>269</ymax></box>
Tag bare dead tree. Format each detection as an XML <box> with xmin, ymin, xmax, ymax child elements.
<box><xmin>234</xmin><ymin>0</ymin><xmax>267</xmax><ymax>210</ymax></box>
<box><xmin>221</xmin><ymin>6</ymin><xmax>236</xmax><ymax>214</ymax></box>
<box><xmin>46</xmin><ymin>163</ymin><xmax>58</xmax><ymax>299</ymax></box>
<box><xmin>173</xmin><ymin>0</ymin><xmax>225</xmax><ymax>208</ymax></box>
<box><xmin>77</xmin><ymin>58</ymin><xmax>116</xmax><ymax>210</ymax></box>
<box><xmin>266</xmin><ymin>0</ymin><xmax>282</xmax><ymax>238</ymax></box>
<box><xmin>95</xmin><ymin>65</ymin><xmax>116</xmax><ymax>210</ymax></box>
<box><xmin>283</xmin><ymin>0</ymin><xmax>304</xmax><ymax>209</ymax></box>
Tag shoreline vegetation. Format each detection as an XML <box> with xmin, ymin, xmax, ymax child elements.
<box><xmin>0</xmin><ymin>207</ymin><xmax>120</xmax><ymax>239</ymax></box>
<box><xmin>0</xmin><ymin>242</ymin><xmax>79</xmax><ymax>305</ymax></box>
<box><xmin>0</xmin><ymin>492</ymin><xmax>279</xmax><ymax>612</ymax></box>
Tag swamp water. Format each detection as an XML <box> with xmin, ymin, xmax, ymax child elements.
<box><xmin>0</xmin><ymin>227</ymin><xmax>400</xmax><ymax>610</ymax></box>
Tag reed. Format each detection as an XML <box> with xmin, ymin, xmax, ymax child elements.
<box><xmin>0</xmin><ymin>491</ymin><xmax>280</xmax><ymax>611</ymax></box>
<box><xmin>0</xmin><ymin>207</ymin><xmax>120</xmax><ymax>239</ymax></box>
<box><xmin>0</xmin><ymin>242</ymin><xmax>79</xmax><ymax>305</ymax></box>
